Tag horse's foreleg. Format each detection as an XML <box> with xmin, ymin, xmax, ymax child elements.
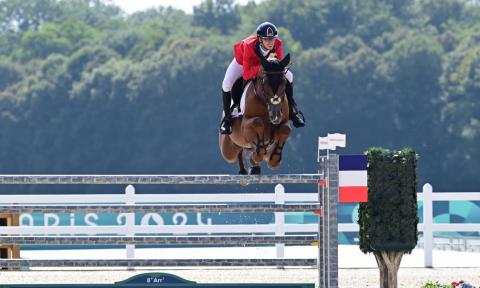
<box><xmin>268</xmin><ymin>123</ymin><xmax>291</xmax><ymax>169</ymax></box>
<box><xmin>237</xmin><ymin>150</ymin><xmax>247</xmax><ymax>175</ymax></box>
<box><xmin>241</xmin><ymin>117</ymin><xmax>267</xmax><ymax>164</ymax></box>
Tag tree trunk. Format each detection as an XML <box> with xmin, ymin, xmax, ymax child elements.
<box><xmin>374</xmin><ymin>251</ymin><xmax>403</xmax><ymax>288</ymax></box>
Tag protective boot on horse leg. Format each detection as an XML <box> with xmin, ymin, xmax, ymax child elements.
<box><xmin>285</xmin><ymin>81</ymin><xmax>305</xmax><ymax>128</ymax></box>
<box><xmin>268</xmin><ymin>123</ymin><xmax>291</xmax><ymax>169</ymax></box>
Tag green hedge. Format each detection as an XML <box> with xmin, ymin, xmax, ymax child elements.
<box><xmin>358</xmin><ymin>147</ymin><xmax>418</xmax><ymax>253</ymax></box>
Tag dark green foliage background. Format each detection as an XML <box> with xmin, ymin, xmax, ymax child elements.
<box><xmin>0</xmin><ymin>0</ymin><xmax>479</xmax><ymax>192</ymax></box>
<box><xmin>359</xmin><ymin>148</ymin><xmax>418</xmax><ymax>253</ymax></box>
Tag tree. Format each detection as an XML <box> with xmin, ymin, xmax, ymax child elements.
<box><xmin>358</xmin><ymin>148</ymin><xmax>418</xmax><ymax>288</ymax></box>
<box><xmin>19</xmin><ymin>19</ymin><xmax>97</xmax><ymax>60</ymax></box>
<box><xmin>0</xmin><ymin>61</ymin><xmax>23</xmax><ymax>91</ymax></box>
<box><xmin>66</xmin><ymin>45</ymin><xmax>119</xmax><ymax>83</ymax></box>
<box><xmin>354</xmin><ymin>11</ymin><xmax>399</xmax><ymax>44</ymax></box>
<box><xmin>380</xmin><ymin>0</ymin><xmax>415</xmax><ymax>19</ymax></box>
<box><xmin>21</xmin><ymin>23</ymin><xmax>72</xmax><ymax>59</ymax></box>
<box><xmin>439</xmin><ymin>30</ymin><xmax>480</xmax><ymax>190</ymax></box>
<box><xmin>57</xmin><ymin>0</ymin><xmax>122</xmax><ymax>27</ymax></box>
<box><xmin>193</xmin><ymin>0</ymin><xmax>240</xmax><ymax>34</ymax></box>
<box><xmin>419</xmin><ymin>0</ymin><xmax>465</xmax><ymax>31</ymax></box>
<box><xmin>0</xmin><ymin>0</ymin><xmax>61</xmax><ymax>32</ymax></box>
<box><xmin>296</xmin><ymin>35</ymin><xmax>387</xmax><ymax>151</ymax></box>
<box><xmin>379</xmin><ymin>32</ymin><xmax>444</xmax><ymax>185</ymax></box>
<box><xmin>249</xmin><ymin>0</ymin><xmax>332</xmax><ymax>49</ymax></box>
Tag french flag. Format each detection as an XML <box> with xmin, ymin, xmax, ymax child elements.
<box><xmin>339</xmin><ymin>155</ymin><xmax>368</xmax><ymax>203</ymax></box>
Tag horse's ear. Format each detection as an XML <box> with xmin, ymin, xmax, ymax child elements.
<box><xmin>280</xmin><ymin>53</ymin><xmax>290</xmax><ymax>68</ymax></box>
<box><xmin>260</xmin><ymin>54</ymin><xmax>270</xmax><ymax>69</ymax></box>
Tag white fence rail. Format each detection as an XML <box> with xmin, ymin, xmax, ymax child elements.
<box><xmin>0</xmin><ymin>184</ymin><xmax>319</xmax><ymax>261</ymax></box>
<box><xmin>418</xmin><ymin>183</ymin><xmax>480</xmax><ymax>267</ymax></box>
<box><xmin>336</xmin><ymin>183</ymin><xmax>480</xmax><ymax>267</ymax></box>
<box><xmin>1</xmin><ymin>183</ymin><xmax>479</xmax><ymax>268</ymax></box>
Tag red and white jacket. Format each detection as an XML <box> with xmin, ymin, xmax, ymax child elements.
<box><xmin>233</xmin><ymin>35</ymin><xmax>283</xmax><ymax>81</ymax></box>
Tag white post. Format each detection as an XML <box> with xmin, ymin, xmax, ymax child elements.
<box><xmin>318</xmin><ymin>156</ymin><xmax>324</xmax><ymax>288</ymax></box>
<box><xmin>274</xmin><ymin>184</ymin><xmax>285</xmax><ymax>259</ymax></box>
<box><xmin>125</xmin><ymin>185</ymin><xmax>135</xmax><ymax>261</ymax></box>
<box><xmin>423</xmin><ymin>183</ymin><xmax>433</xmax><ymax>268</ymax></box>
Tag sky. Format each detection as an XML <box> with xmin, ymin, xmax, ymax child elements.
<box><xmin>109</xmin><ymin>0</ymin><xmax>255</xmax><ymax>14</ymax></box>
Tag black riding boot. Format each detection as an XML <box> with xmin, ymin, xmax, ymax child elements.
<box><xmin>220</xmin><ymin>90</ymin><xmax>233</xmax><ymax>134</ymax></box>
<box><xmin>285</xmin><ymin>82</ymin><xmax>305</xmax><ymax>128</ymax></box>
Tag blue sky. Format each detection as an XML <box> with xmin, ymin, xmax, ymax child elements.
<box><xmin>109</xmin><ymin>0</ymin><xmax>256</xmax><ymax>14</ymax></box>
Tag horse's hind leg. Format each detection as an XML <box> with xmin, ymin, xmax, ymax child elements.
<box><xmin>219</xmin><ymin>134</ymin><xmax>242</xmax><ymax>164</ymax></box>
<box><xmin>268</xmin><ymin>123</ymin><xmax>291</xmax><ymax>169</ymax></box>
<box><xmin>237</xmin><ymin>150</ymin><xmax>247</xmax><ymax>175</ymax></box>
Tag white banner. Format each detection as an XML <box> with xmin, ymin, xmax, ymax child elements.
<box><xmin>327</xmin><ymin>133</ymin><xmax>346</xmax><ymax>148</ymax></box>
<box><xmin>318</xmin><ymin>136</ymin><xmax>331</xmax><ymax>150</ymax></box>
<box><xmin>318</xmin><ymin>133</ymin><xmax>346</xmax><ymax>151</ymax></box>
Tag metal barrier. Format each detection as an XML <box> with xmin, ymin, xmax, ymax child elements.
<box><xmin>0</xmin><ymin>165</ymin><xmax>339</xmax><ymax>288</ymax></box>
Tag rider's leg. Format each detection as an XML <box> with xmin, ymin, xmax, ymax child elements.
<box><xmin>220</xmin><ymin>58</ymin><xmax>243</xmax><ymax>134</ymax></box>
<box><xmin>231</xmin><ymin>78</ymin><xmax>244</xmax><ymax>112</ymax></box>
<box><xmin>285</xmin><ymin>71</ymin><xmax>305</xmax><ymax>128</ymax></box>
<box><xmin>221</xmin><ymin>90</ymin><xmax>233</xmax><ymax>134</ymax></box>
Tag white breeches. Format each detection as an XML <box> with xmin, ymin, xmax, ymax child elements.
<box><xmin>222</xmin><ymin>58</ymin><xmax>293</xmax><ymax>92</ymax></box>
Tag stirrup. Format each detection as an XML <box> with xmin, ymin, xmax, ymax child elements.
<box><xmin>220</xmin><ymin>117</ymin><xmax>233</xmax><ymax>134</ymax></box>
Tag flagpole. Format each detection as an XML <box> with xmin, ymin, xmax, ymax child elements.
<box><xmin>317</xmin><ymin>142</ymin><xmax>320</xmax><ymax>163</ymax></box>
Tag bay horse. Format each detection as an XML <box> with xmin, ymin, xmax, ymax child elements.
<box><xmin>219</xmin><ymin>53</ymin><xmax>291</xmax><ymax>174</ymax></box>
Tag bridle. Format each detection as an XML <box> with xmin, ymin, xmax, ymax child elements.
<box><xmin>252</xmin><ymin>70</ymin><xmax>287</xmax><ymax>111</ymax></box>
<box><xmin>248</xmin><ymin>70</ymin><xmax>287</xmax><ymax>153</ymax></box>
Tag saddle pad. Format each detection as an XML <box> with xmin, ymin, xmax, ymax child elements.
<box><xmin>231</xmin><ymin>81</ymin><xmax>251</xmax><ymax>118</ymax></box>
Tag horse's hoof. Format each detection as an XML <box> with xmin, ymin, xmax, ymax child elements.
<box><xmin>238</xmin><ymin>169</ymin><xmax>247</xmax><ymax>175</ymax></box>
<box><xmin>267</xmin><ymin>162</ymin><xmax>281</xmax><ymax>170</ymax></box>
<box><xmin>248</xmin><ymin>166</ymin><xmax>261</xmax><ymax>175</ymax></box>
<box><xmin>268</xmin><ymin>153</ymin><xmax>282</xmax><ymax>170</ymax></box>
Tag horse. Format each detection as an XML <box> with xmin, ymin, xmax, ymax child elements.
<box><xmin>219</xmin><ymin>53</ymin><xmax>292</xmax><ymax>175</ymax></box>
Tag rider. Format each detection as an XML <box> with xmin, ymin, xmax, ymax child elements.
<box><xmin>220</xmin><ymin>22</ymin><xmax>305</xmax><ymax>135</ymax></box>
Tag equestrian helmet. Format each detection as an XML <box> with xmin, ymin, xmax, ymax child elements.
<box><xmin>256</xmin><ymin>22</ymin><xmax>278</xmax><ymax>39</ymax></box>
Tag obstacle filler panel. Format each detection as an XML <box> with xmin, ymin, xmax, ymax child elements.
<box><xmin>0</xmin><ymin>213</ymin><xmax>20</xmax><ymax>270</ymax></box>
<box><xmin>0</xmin><ymin>273</ymin><xmax>315</xmax><ymax>288</ymax></box>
